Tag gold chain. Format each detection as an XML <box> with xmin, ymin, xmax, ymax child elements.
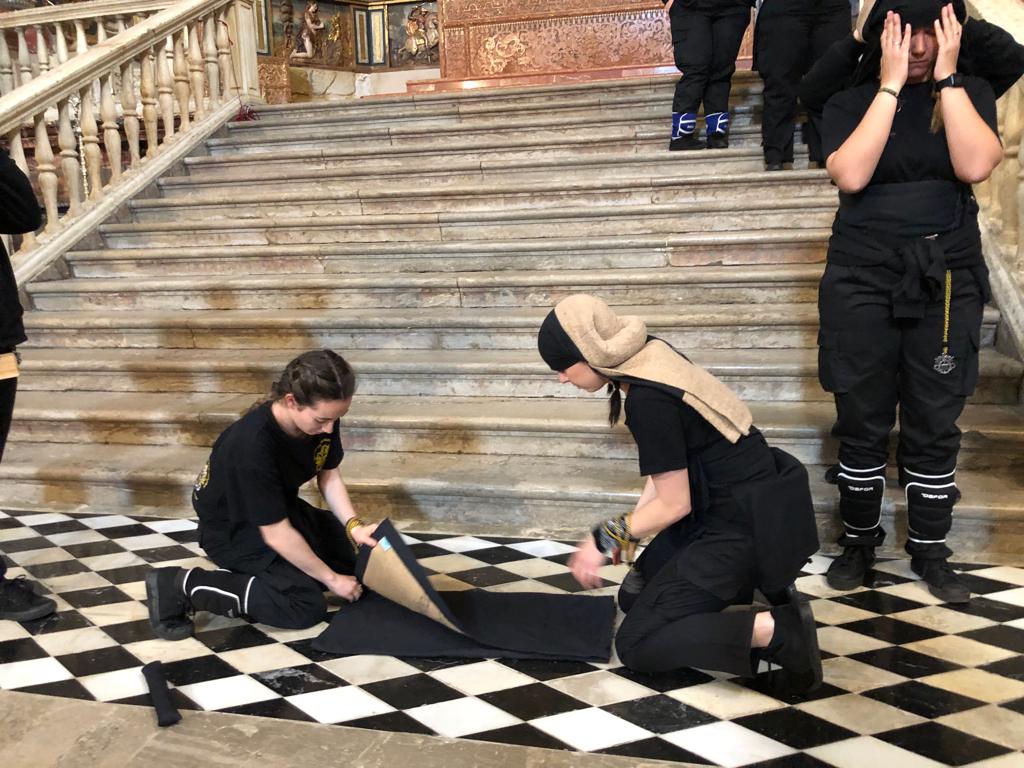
<box><xmin>941</xmin><ymin>269</ymin><xmax>952</xmax><ymax>355</ymax></box>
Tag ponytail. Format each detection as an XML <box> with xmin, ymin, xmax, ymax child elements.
<box><xmin>607</xmin><ymin>380</ymin><xmax>622</xmax><ymax>426</ymax></box>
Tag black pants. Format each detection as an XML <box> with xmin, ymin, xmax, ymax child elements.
<box><xmin>755</xmin><ymin>7</ymin><xmax>850</xmax><ymax>164</ymax></box>
<box><xmin>202</xmin><ymin>499</ymin><xmax>357</xmax><ymax>629</ymax></box>
<box><xmin>670</xmin><ymin>6</ymin><xmax>750</xmax><ymax>116</ymax></box>
<box><xmin>0</xmin><ymin>375</ymin><xmax>16</xmax><ymax>582</ymax></box>
<box><xmin>616</xmin><ymin>519</ymin><xmax>758</xmax><ymax>677</ymax></box>
<box><xmin>817</xmin><ymin>263</ymin><xmax>984</xmax><ymax>556</ymax></box>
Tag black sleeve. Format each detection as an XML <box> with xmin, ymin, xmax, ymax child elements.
<box><xmin>625</xmin><ymin>388</ymin><xmax>688</xmax><ymax>477</ymax></box>
<box><xmin>961</xmin><ymin>18</ymin><xmax>1024</xmax><ymax>99</ymax></box>
<box><xmin>820</xmin><ymin>87</ymin><xmax>869</xmax><ymax>163</ymax></box>
<box><xmin>963</xmin><ymin>76</ymin><xmax>999</xmax><ymax>138</ymax></box>
<box><xmin>0</xmin><ymin>148</ymin><xmax>42</xmax><ymax>235</ymax></box>
<box><xmin>799</xmin><ymin>34</ymin><xmax>865</xmax><ymax>116</ymax></box>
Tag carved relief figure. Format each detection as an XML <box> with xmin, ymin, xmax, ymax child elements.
<box><xmin>291</xmin><ymin>0</ymin><xmax>325</xmax><ymax>59</ymax></box>
<box><xmin>390</xmin><ymin>3</ymin><xmax>440</xmax><ymax>67</ymax></box>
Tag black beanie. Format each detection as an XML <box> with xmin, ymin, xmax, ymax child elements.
<box><xmin>537</xmin><ymin>310</ymin><xmax>585</xmax><ymax>372</ymax></box>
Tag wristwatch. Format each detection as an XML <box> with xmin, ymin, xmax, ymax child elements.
<box><xmin>934</xmin><ymin>73</ymin><xmax>965</xmax><ymax>92</ymax></box>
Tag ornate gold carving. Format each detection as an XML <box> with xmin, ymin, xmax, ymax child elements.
<box><xmin>258</xmin><ymin>55</ymin><xmax>290</xmax><ymax>103</ymax></box>
<box><xmin>442</xmin><ymin>25</ymin><xmax>468</xmax><ymax>78</ymax></box>
<box><xmin>442</xmin><ymin>0</ymin><xmax>658</xmax><ymax>25</ymax></box>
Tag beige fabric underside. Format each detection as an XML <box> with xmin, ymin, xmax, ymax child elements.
<box><xmin>361</xmin><ymin>543</ymin><xmax>463</xmax><ymax>634</ymax></box>
<box><xmin>0</xmin><ymin>353</ymin><xmax>17</xmax><ymax>381</ymax></box>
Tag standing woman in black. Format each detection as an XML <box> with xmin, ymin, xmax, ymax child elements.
<box><xmin>538</xmin><ymin>294</ymin><xmax>823</xmax><ymax>691</ymax></box>
<box><xmin>666</xmin><ymin>0</ymin><xmax>754</xmax><ymax>150</ymax></box>
<box><xmin>817</xmin><ymin>1</ymin><xmax>1002</xmax><ymax>602</ymax></box>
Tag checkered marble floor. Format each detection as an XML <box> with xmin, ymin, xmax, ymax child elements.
<box><xmin>2</xmin><ymin>508</ymin><xmax>1024</xmax><ymax>767</ymax></box>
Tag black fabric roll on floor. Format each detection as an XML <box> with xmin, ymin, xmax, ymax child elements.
<box><xmin>314</xmin><ymin>520</ymin><xmax>616</xmax><ymax>661</ymax></box>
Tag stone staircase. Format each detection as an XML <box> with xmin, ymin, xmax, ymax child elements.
<box><xmin>4</xmin><ymin>73</ymin><xmax>1024</xmax><ymax>555</ymax></box>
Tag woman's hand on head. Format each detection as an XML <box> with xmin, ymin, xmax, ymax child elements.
<box><xmin>351</xmin><ymin>523</ymin><xmax>379</xmax><ymax>549</ymax></box>
<box><xmin>933</xmin><ymin>3</ymin><xmax>961</xmax><ymax>81</ymax></box>
<box><xmin>326</xmin><ymin>573</ymin><xmax>363</xmax><ymax>602</ymax></box>
<box><xmin>569</xmin><ymin>537</ymin><xmax>607</xmax><ymax>590</ymax></box>
<box><xmin>879</xmin><ymin>11</ymin><xmax>910</xmax><ymax>92</ymax></box>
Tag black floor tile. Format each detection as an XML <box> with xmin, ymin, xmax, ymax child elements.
<box><xmin>166</xmin><ymin>529</ymin><xmax>200</xmax><ymax>544</ymax></box>
<box><xmin>597</xmin><ymin>737</ymin><xmax>713</xmax><ymax>763</ymax></box>
<box><xmin>610</xmin><ymin>665</ymin><xmax>714</xmax><ymax>692</ymax></box>
<box><xmin>465</xmin><ymin>547</ymin><xmax>534</xmax><ymax>565</ymax></box>
<box><xmin>497</xmin><ymin>658</ymin><xmax>597</xmax><ymax>681</ymax></box>
<box><xmin>196</xmin><ymin>624</ymin><xmax>276</xmax><ymax>653</ymax></box>
<box><xmin>840</xmin><ymin>616</ymin><xmax>942</xmax><ymax>645</ymax></box>
<box><xmin>602</xmin><ymin>694</ymin><xmax>717</xmax><ymax>733</ymax></box>
<box><xmin>850</xmin><ymin>646</ymin><xmax>962</xmax><ymax>678</ymax></box>
<box><xmin>741</xmin><ymin>674</ymin><xmax>846</xmax><ymax>705</ymax></box>
<box><xmin>445</xmin><ymin>566</ymin><xmax>523</xmax><ymax>588</ymax></box>
<box><xmin>221</xmin><ymin>698</ymin><xmax>313</xmax><ymax>722</ymax></box>
<box><xmin>1003</xmin><ymin>696</ymin><xmax>1024</xmax><ymax>716</ymax></box>
<box><xmin>343</xmin><ymin>711</ymin><xmax>436</xmax><ymax>736</ymax></box>
<box><xmin>2</xmin><ymin>536</ymin><xmax>54</xmax><ymax>553</ymax></box>
<box><xmin>543</xmin><ymin>553</ymin><xmax>574</xmax><ymax>566</ymax></box>
<box><xmin>745</xmin><ymin>754</ymin><xmax>834</xmax><ymax>768</ymax></box>
<box><xmin>135</xmin><ymin>545</ymin><xmax>196</xmax><ymax>563</ymax></box>
<box><xmin>406</xmin><ymin>543</ymin><xmax>452</xmax><ymax>559</ymax></box>
<box><xmin>735</xmin><ymin>707</ymin><xmax>858</xmax><ymax>749</ymax></box>
<box><xmin>877</xmin><ymin>721</ymin><xmax>1010</xmax><ymax>765</ymax></box>
<box><xmin>23</xmin><ymin>559</ymin><xmax>89</xmax><ymax>579</ymax></box>
<box><xmin>100</xmin><ymin>524</ymin><xmax>156</xmax><ymax>539</ymax></box>
<box><xmin>466</xmin><ymin>723</ymin><xmax>570</xmax><ymax>751</ymax></box>
<box><xmin>480</xmin><ymin>682</ymin><xmax>588</xmax><ymax>720</ymax></box>
<box><xmin>0</xmin><ymin>637</ymin><xmax>48</xmax><ymax>663</ymax></box>
<box><xmin>534</xmin><ymin>572</ymin><xmax>612</xmax><ymax>593</ymax></box>
<box><xmin>60</xmin><ymin>586</ymin><xmax>132</xmax><ymax>609</ymax></box>
<box><xmin>18</xmin><ymin>678</ymin><xmax>95</xmax><ymax>701</ymax></box>
<box><xmin>833</xmin><ymin>590</ymin><xmax>926</xmax><ymax>615</ymax></box>
<box><xmin>865</xmin><ymin>680</ymin><xmax>985</xmax><ymax>719</ymax></box>
<box><xmin>396</xmin><ymin>656</ymin><xmax>477</xmax><ymax>673</ymax></box>
<box><xmin>946</xmin><ymin>596</ymin><xmax>1024</xmax><ymax>623</ymax></box>
<box><xmin>31</xmin><ymin>520</ymin><xmax>89</xmax><ymax>536</ymax></box>
<box><xmin>959</xmin><ymin>625</ymin><xmax>1024</xmax><ymax>654</ymax></box>
<box><xmin>284</xmin><ymin>638</ymin><xmax>343</xmax><ymax>662</ymax></box>
<box><xmin>161</xmin><ymin>654</ymin><xmax>240</xmax><ymax>686</ymax></box>
<box><xmin>252</xmin><ymin>664</ymin><xmax>347</xmax><ymax>696</ymax></box>
<box><xmin>61</xmin><ymin>541</ymin><xmax>127</xmax><ymax>559</ymax></box>
<box><xmin>862</xmin><ymin>569</ymin><xmax>912</xmax><ymax>589</ymax></box>
<box><xmin>57</xmin><ymin>645</ymin><xmax>141</xmax><ymax>677</ymax></box>
<box><xmin>982</xmin><ymin>655</ymin><xmax>1024</xmax><ymax>683</ymax></box>
<box><xmin>102</xmin><ymin>619</ymin><xmax>156</xmax><ymax>645</ymax></box>
<box><xmin>19</xmin><ymin>609</ymin><xmax>91</xmax><ymax>635</ymax></box>
<box><xmin>954</xmin><ymin>572</ymin><xmax>1022</xmax><ymax>595</ymax></box>
<box><xmin>0</xmin><ymin>517</ymin><xmax>25</xmax><ymax>529</ymax></box>
<box><xmin>362</xmin><ymin>673</ymin><xmax>463</xmax><ymax>709</ymax></box>
<box><xmin>98</xmin><ymin>564</ymin><xmax>152</xmax><ymax>585</ymax></box>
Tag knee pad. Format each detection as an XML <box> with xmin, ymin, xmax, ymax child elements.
<box><xmin>905</xmin><ymin>468</ymin><xmax>959</xmax><ymax>543</ymax></box>
<box><xmin>705</xmin><ymin>111</ymin><xmax>730</xmax><ymax>136</ymax></box>
<box><xmin>672</xmin><ymin>112</ymin><xmax>697</xmax><ymax>139</ymax></box>
<box><xmin>183</xmin><ymin>568</ymin><xmax>255</xmax><ymax>619</ymax></box>
<box><xmin>837</xmin><ymin>463</ymin><xmax>885</xmax><ymax>534</ymax></box>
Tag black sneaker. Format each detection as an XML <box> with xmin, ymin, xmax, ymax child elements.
<box><xmin>911</xmin><ymin>559</ymin><xmax>971</xmax><ymax>604</ymax></box>
<box><xmin>763</xmin><ymin>585</ymin><xmax>822</xmax><ymax>693</ymax></box>
<box><xmin>145</xmin><ymin>567</ymin><xmax>194</xmax><ymax>641</ymax></box>
<box><xmin>765</xmin><ymin>162</ymin><xmax>784</xmax><ymax>172</ymax></box>
<box><xmin>669</xmin><ymin>134</ymin><xmax>705</xmax><ymax>151</ymax></box>
<box><xmin>0</xmin><ymin>576</ymin><xmax>56</xmax><ymax>622</ymax></box>
<box><xmin>825</xmin><ymin>546</ymin><xmax>874</xmax><ymax>590</ymax></box>
<box><xmin>706</xmin><ymin>133</ymin><xmax>729</xmax><ymax>149</ymax></box>
<box><xmin>617</xmin><ymin>567</ymin><xmax>646</xmax><ymax>614</ymax></box>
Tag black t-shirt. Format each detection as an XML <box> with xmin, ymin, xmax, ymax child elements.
<box><xmin>193</xmin><ymin>402</ymin><xmax>343</xmax><ymax>569</ymax></box>
<box><xmin>623</xmin><ymin>383</ymin><xmax>770</xmax><ymax>490</ymax></box>
<box><xmin>821</xmin><ymin>77</ymin><xmax>999</xmax><ymax>185</ymax></box>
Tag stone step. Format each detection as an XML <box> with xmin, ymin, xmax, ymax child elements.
<box><xmin>1</xmin><ymin>443</ymin><xmax>1021</xmax><ymax>556</ymax></box>
<box><xmin>131</xmin><ymin>171</ymin><xmax>832</xmax><ymax>222</ymax></box>
<box><xmin>21</xmin><ymin>304</ymin><xmax>1002</xmax><ymax>350</ymax></box>
<box><xmin>8</xmin><ymin>393</ymin><xmax>1023</xmax><ymax>470</ymax></box>
<box><xmin>66</xmin><ymin>231</ymin><xmax>832</xmax><ymax>278</ymax></box>
<box><xmin>15</xmin><ymin>347</ymin><xmax>1022</xmax><ymax>405</ymax></box>
<box><xmin>26</xmin><ymin>265</ymin><xmax>827</xmax><ymax>311</ymax></box>
<box><xmin>95</xmin><ymin>199</ymin><xmax>838</xmax><ymax>248</ymax></box>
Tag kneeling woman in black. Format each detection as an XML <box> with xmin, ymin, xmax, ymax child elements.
<box><xmin>538</xmin><ymin>294</ymin><xmax>822</xmax><ymax>689</ymax></box>
<box><xmin>146</xmin><ymin>349</ymin><xmax>378</xmax><ymax>639</ymax></box>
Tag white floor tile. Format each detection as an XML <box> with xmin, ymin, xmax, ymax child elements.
<box><xmin>663</xmin><ymin>721</ymin><xmax>796</xmax><ymax>767</ymax></box>
<box><xmin>76</xmin><ymin>600</ymin><xmax>150</xmax><ymax>626</ymax></box>
<box><xmin>807</xmin><ymin>736</ymin><xmax>945</xmax><ymax>768</ymax></box>
<box><xmin>406</xmin><ymin>697</ymin><xmax>521</xmax><ymax>738</ymax></box>
<box><xmin>143</xmin><ymin>519</ymin><xmax>198</xmax><ymax>533</ymax></box>
<box><xmin>16</xmin><ymin>513</ymin><xmax>73</xmax><ymax>526</ymax></box>
<box><xmin>286</xmin><ymin>685</ymin><xmax>392</xmax><ymax>724</ymax></box>
<box><xmin>46</xmin><ymin>530</ymin><xmax>108</xmax><ymax>547</ymax></box>
<box><xmin>79</xmin><ymin>666</ymin><xmax>148</xmax><ymax>701</ymax></box>
<box><xmin>38</xmin><ymin>571</ymin><xmax>112</xmax><ymax>593</ymax></box>
<box><xmin>531</xmin><ymin>707</ymin><xmax>651</xmax><ymax>752</ymax></box>
<box><xmin>508</xmin><ymin>540</ymin><xmax>578</xmax><ymax>558</ymax></box>
<box><xmin>987</xmin><ymin>587</ymin><xmax>1024</xmax><ymax>607</ymax></box>
<box><xmin>33</xmin><ymin>626</ymin><xmax>118</xmax><ymax>656</ymax></box>
<box><xmin>427</xmin><ymin>536</ymin><xmax>500</xmax><ymax>553</ymax></box>
<box><xmin>78</xmin><ymin>515</ymin><xmax>139</xmax><ymax>529</ymax></box>
<box><xmin>177</xmin><ymin>674</ymin><xmax>279</xmax><ymax>710</ymax></box>
<box><xmin>496</xmin><ymin>558</ymin><xmax>570</xmax><ymax>579</ymax></box>
<box><xmin>919</xmin><ymin>668</ymin><xmax>1024</xmax><ymax>704</ymax></box>
<box><xmin>125</xmin><ymin>637</ymin><xmax>213</xmax><ymax>665</ymax></box>
<box><xmin>428</xmin><ymin>660</ymin><xmax>538</xmax><ymax>696</ymax></box>
<box><xmin>7</xmin><ymin>548</ymin><xmax>74</xmax><ymax>566</ymax></box>
<box><xmin>115</xmin><ymin>533</ymin><xmax>178</xmax><ymax>551</ymax></box>
<box><xmin>968</xmin><ymin>566</ymin><xmax>1024</xmax><ymax>587</ymax></box>
<box><xmin>317</xmin><ymin>655</ymin><xmax>421</xmax><ymax>685</ymax></box>
<box><xmin>0</xmin><ymin>527</ymin><xmax>39</xmax><ymax>543</ymax></box>
<box><xmin>544</xmin><ymin>670</ymin><xmax>656</xmax><ymax>708</ymax></box>
<box><xmin>667</xmin><ymin>680</ymin><xmax>786</xmax><ymax>719</ymax></box>
<box><xmin>0</xmin><ymin>622</ymin><xmax>30</xmax><ymax>642</ymax></box>
<box><xmin>219</xmin><ymin>644</ymin><xmax>312</xmax><ymax>674</ymax></box>
<box><xmin>0</xmin><ymin>657</ymin><xmax>73</xmax><ymax>689</ymax></box>
<box><xmin>78</xmin><ymin>552</ymin><xmax>148</xmax><ymax>571</ymax></box>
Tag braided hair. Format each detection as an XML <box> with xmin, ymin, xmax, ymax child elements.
<box><xmin>268</xmin><ymin>349</ymin><xmax>356</xmax><ymax>407</ymax></box>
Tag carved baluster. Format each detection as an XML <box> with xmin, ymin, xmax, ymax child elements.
<box><xmin>79</xmin><ymin>81</ymin><xmax>103</xmax><ymax>199</ymax></box>
<box><xmin>173</xmin><ymin>29</ymin><xmax>191</xmax><ymax>132</ymax></box>
<box><xmin>204</xmin><ymin>15</ymin><xmax>221</xmax><ymax>106</ymax></box>
<box><xmin>140</xmin><ymin>47</ymin><xmax>158</xmax><ymax>158</ymax></box>
<box><xmin>217</xmin><ymin>8</ymin><xmax>235</xmax><ymax>97</ymax></box>
<box><xmin>117</xmin><ymin>20</ymin><xmax>141</xmax><ymax>168</ymax></box>
<box><xmin>7</xmin><ymin>131</ymin><xmax>36</xmax><ymax>249</ymax></box>
<box><xmin>96</xmin><ymin>17</ymin><xmax>107</xmax><ymax>44</ymax></box>
<box><xmin>74</xmin><ymin>20</ymin><xmax>87</xmax><ymax>57</ymax></box>
<box><xmin>0</xmin><ymin>34</ymin><xmax>14</xmax><ymax>95</ymax></box>
<box><xmin>155</xmin><ymin>36</ymin><xmax>174</xmax><ymax>140</ymax></box>
<box><xmin>188</xmin><ymin>22</ymin><xmax>207</xmax><ymax>120</ymax></box>
<box><xmin>34</xmin><ymin>112</ymin><xmax>59</xmax><ymax>232</ymax></box>
<box><xmin>101</xmin><ymin>68</ymin><xmax>121</xmax><ymax>183</ymax></box>
<box><xmin>16</xmin><ymin>27</ymin><xmax>32</xmax><ymax>86</ymax></box>
<box><xmin>33</xmin><ymin>26</ymin><xmax>49</xmax><ymax>75</ymax></box>
<box><xmin>57</xmin><ymin>97</ymin><xmax>83</xmax><ymax>217</ymax></box>
<box><xmin>53</xmin><ymin>21</ymin><xmax>70</xmax><ymax>65</ymax></box>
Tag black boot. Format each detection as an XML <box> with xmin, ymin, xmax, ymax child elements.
<box><xmin>669</xmin><ymin>134</ymin><xmax>705</xmax><ymax>151</ymax></box>
<box><xmin>145</xmin><ymin>567</ymin><xmax>193</xmax><ymax>641</ymax></box>
<box><xmin>0</xmin><ymin>576</ymin><xmax>56</xmax><ymax>622</ymax></box>
<box><xmin>616</xmin><ymin>566</ymin><xmax>646</xmax><ymax>614</ymax></box>
<box><xmin>911</xmin><ymin>558</ymin><xmax>970</xmax><ymax>604</ymax></box>
<box><xmin>825</xmin><ymin>546</ymin><xmax>874</xmax><ymax>590</ymax></box>
<box><xmin>706</xmin><ymin>133</ymin><xmax>729</xmax><ymax>149</ymax></box>
<box><xmin>762</xmin><ymin>585</ymin><xmax>822</xmax><ymax>693</ymax></box>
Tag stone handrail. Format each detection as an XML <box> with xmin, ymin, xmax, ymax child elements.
<box><xmin>0</xmin><ymin>0</ymin><xmax>173</xmax><ymax>95</ymax></box>
<box><xmin>966</xmin><ymin>0</ymin><xmax>1024</xmax><ymax>360</ymax></box>
<box><xmin>1</xmin><ymin>0</ymin><xmax>259</xmax><ymax>265</ymax></box>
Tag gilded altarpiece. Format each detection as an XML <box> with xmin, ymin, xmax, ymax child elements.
<box><xmin>439</xmin><ymin>0</ymin><xmax>753</xmax><ymax>81</ymax></box>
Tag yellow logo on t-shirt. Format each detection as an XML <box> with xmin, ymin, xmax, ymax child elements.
<box><xmin>193</xmin><ymin>460</ymin><xmax>210</xmax><ymax>495</ymax></box>
<box><xmin>314</xmin><ymin>439</ymin><xmax>331</xmax><ymax>471</ymax></box>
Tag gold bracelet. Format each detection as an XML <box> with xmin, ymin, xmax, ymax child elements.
<box><xmin>345</xmin><ymin>516</ymin><xmax>366</xmax><ymax>549</ymax></box>
<box><xmin>878</xmin><ymin>86</ymin><xmax>899</xmax><ymax>100</ymax></box>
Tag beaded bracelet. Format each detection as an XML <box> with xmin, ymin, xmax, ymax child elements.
<box><xmin>345</xmin><ymin>516</ymin><xmax>367</xmax><ymax>550</ymax></box>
